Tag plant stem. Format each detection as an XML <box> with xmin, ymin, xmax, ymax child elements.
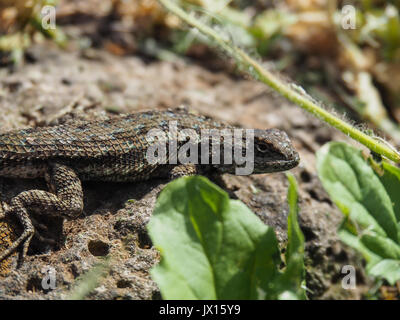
<box><xmin>158</xmin><ymin>0</ymin><xmax>400</xmax><ymax>163</ymax></box>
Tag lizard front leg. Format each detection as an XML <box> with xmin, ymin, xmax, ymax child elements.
<box><xmin>169</xmin><ymin>164</ymin><xmax>199</xmax><ymax>179</ymax></box>
<box><xmin>0</xmin><ymin>162</ymin><xmax>83</xmax><ymax>263</ymax></box>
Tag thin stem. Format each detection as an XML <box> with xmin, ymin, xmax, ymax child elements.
<box><xmin>158</xmin><ymin>0</ymin><xmax>400</xmax><ymax>163</ymax></box>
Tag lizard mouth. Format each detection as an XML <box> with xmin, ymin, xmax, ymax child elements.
<box><xmin>213</xmin><ymin>153</ymin><xmax>300</xmax><ymax>175</ymax></box>
<box><xmin>253</xmin><ymin>152</ymin><xmax>300</xmax><ymax>173</ymax></box>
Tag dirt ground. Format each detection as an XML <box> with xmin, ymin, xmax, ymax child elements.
<box><xmin>0</xmin><ymin>42</ymin><xmax>370</xmax><ymax>299</ymax></box>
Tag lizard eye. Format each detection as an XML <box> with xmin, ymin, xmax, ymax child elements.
<box><xmin>256</xmin><ymin>144</ymin><xmax>270</xmax><ymax>153</ymax></box>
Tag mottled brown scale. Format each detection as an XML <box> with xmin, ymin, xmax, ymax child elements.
<box><xmin>0</xmin><ymin>219</ymin><xmax>16</xmax><ymax>276</ymax></box>
<box><xmin>0</xmin><ymin>109</ymin><xmax>299</xmax><ymax>265</ymax></box>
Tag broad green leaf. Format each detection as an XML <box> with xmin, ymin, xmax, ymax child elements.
<box><xmin>316</xmin><ymin>142</ymin><xmax>398</xmax><ymax>242</ymax></box>
<box><xmin>317</xmin><ymin>142</ymin><xmax>400</xmax><ymax>284</ymax></box>
<box><xmin>361</xmin><ymin>233</ymin><xmax>400</xmax><ymax>260</ymax></box>
<box><xmin>368</xmin><ymin>259</ymin><xmax>400</xmax><ymax>286</ymax></box>
<box><xmin>338</xmin><ymin>228</ymin><xmax>381</xmax><ymax>265</ymax></box>
<box><xmin>378</xmin><ymin>161</ymin><xmax>400</xmax><ymax>223</ymax></box>
<box><xmin>148</xmin><ymin>176</ymin><xmax>282</xmax><ymax>300</ymax></box>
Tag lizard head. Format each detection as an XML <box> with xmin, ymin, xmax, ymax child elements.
<box><xmin>211</xmin><ymin>128</ymin><xmax>299</xmax><ymax>175</ymax></box>
<box><xmin>251</xmin><ymin>129</ymin><xmax>300</xmax><ymax>173</ymax></box>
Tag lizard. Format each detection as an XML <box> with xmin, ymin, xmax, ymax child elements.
<box><xmin>0</xmin><ymin>108</ymin><xmax>299</xmax><ymax>264</ymax></box>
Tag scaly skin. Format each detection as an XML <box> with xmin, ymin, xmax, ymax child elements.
<box><xmin>0</xmin><ymin>109</ymin><xmax>299</xmax><ymax>264</ymax></box>
<box><xmin>0</xmin><ymin>219</ymin><xmax>16</xmax><ymax>275</ymax></box>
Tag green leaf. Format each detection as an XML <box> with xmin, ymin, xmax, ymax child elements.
<box><xmin>361</xmin><ymin>233</ymin><xmax>400</xmax><ymax>260</ymax></box>
<box><xmin>316</xmin><ymin>142</ymin><xmax>398</xmax><ymax>242</ymax></box>
<box><xmin>148</xmin><ymin>176</ymin><xmax>282</xmax><ymax>300</ymax></box>
<box><xmin>317</xmin><ymin>142</ymin><xmax>400</xmax><ymax>284</ymax></box>
<box><xmin>368</xmin><ymin>259</ymin><xmax>400</xmax><ymax>286</ymax></box>
<box><xmin>286</xmin><ymin>173</ymin><xmax>304</xmax><ymax>263</ymax></box>
<box><xmin>281</xmin><ymin>173</ymin><xmax>306</xmax><ymax>299</ymax></box>
<box><xmin>378</xmin><ymin>161</ymin><xmax>400</xmax><ymax>223</ymax></box>
<box><xmin>338</xmin><ymin>228</ymin><xmax>381</xmax><ymax>265</ymax></box>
